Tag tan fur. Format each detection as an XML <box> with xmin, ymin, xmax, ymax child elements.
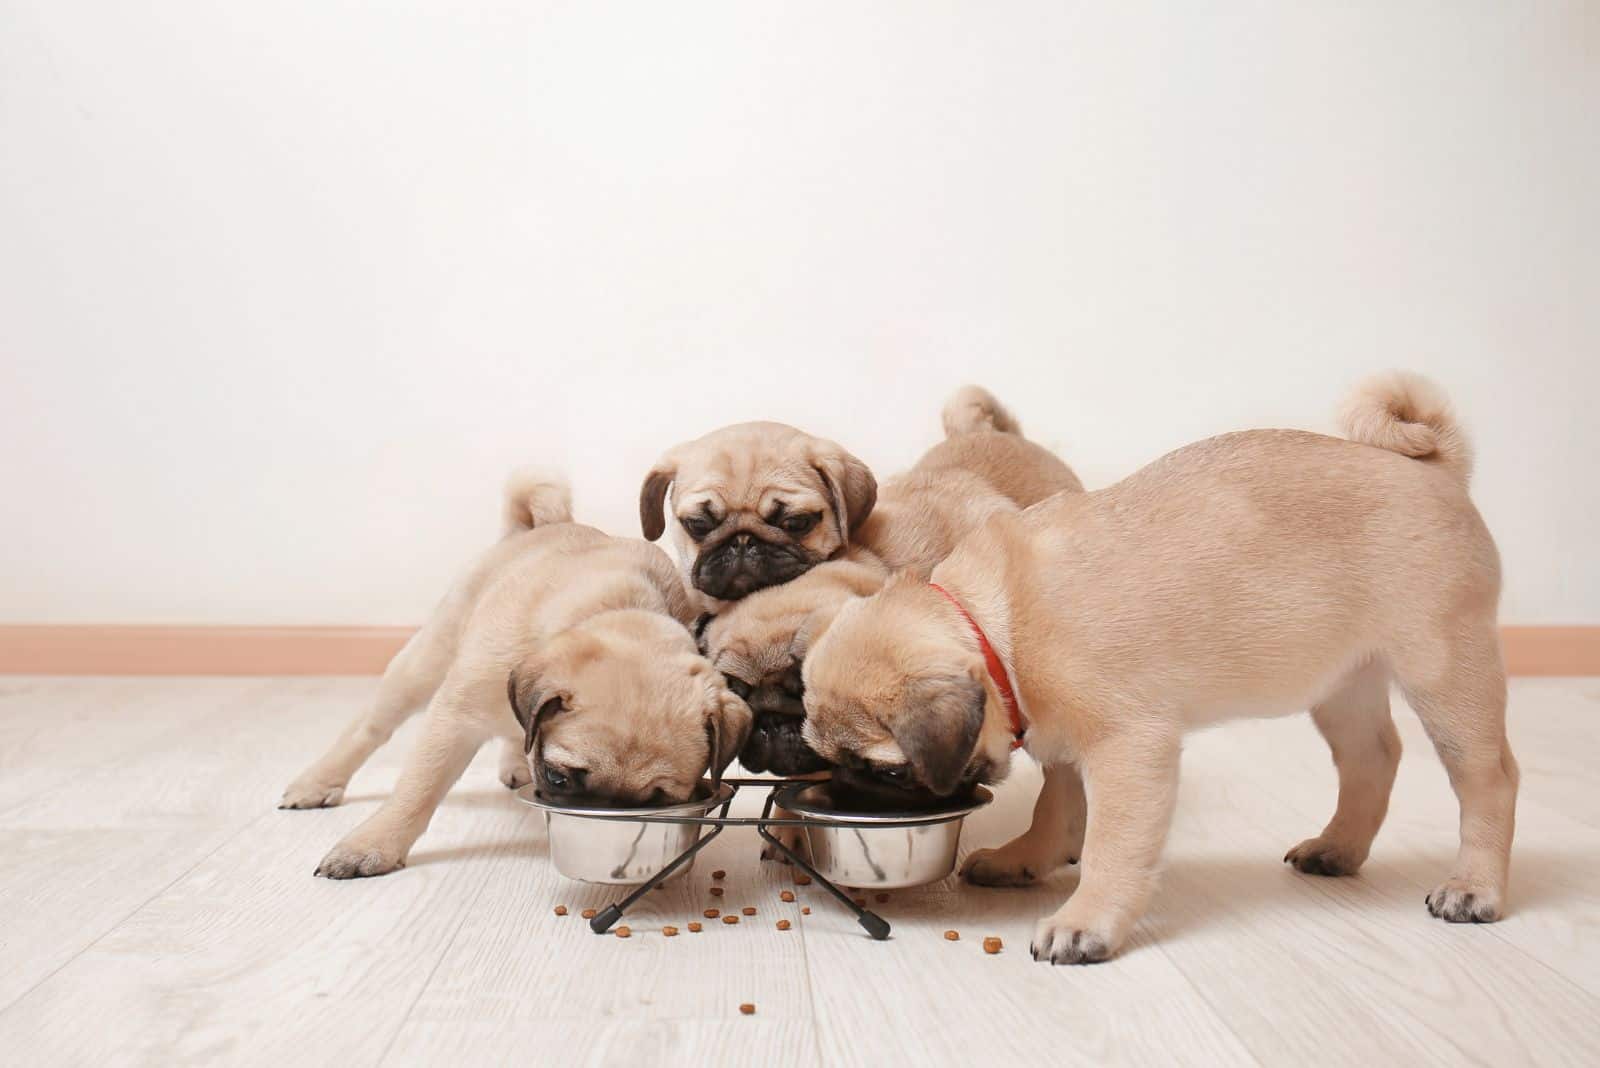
<box><xmin>803</xmin><ymin>373</ymin><xmax>1515</xmax><ymax>963</ymax></box>
<box><xmin>282</xmin><ymin>474</ymin><xmax>751</xmax><ymax>880</ymax></box>
<box><xmin>706</xmin><ymin>386</ymin><xmax>1083</xmax><ymax>693</ymax></box>
<box><xmin>639</xmin><ymin>421</ymin><xmax>877</xmax><ymax>608</ymax></box>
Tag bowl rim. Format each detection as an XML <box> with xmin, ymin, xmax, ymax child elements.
<box><xmin>771</xmin><ymin>782</ymin><xmax>993</xmax><ymax>825</ymax></box>
<box><xmin>516</xmin><ymin>780</ymin><xmax>735</xmax><ymax>819</ymax></box>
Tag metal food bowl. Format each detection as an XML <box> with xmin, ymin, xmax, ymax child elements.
<box><xmin>772</xmin><ymin>782</ymin><xmax>993</xmax><ymax>889</ymax></box>
<box><xmin>522</xmin><ymin>781</ymin><xmax>735</xmax><ymax>885</ymax></box>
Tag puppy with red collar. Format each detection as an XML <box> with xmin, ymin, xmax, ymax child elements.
<box><xmin>801</xmin><ymin>373</ymin><xmax>1515</xmax><ymax>963</ymax></box>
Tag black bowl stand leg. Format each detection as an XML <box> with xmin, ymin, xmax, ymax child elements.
<box><xmin>589</xmin><ymin>825</ymin><xmax>726</xmax><ymax>934</ymax></box>
<box><xmin>755</xmin><ymin>824</ymin><xmax>890</xmax><ymax>940</ymax></box>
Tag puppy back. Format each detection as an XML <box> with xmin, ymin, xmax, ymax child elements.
<box><xmin>942</xmin><ymin>385</ymin><xmax>1022</xmax><ymax>437</ymax></box>
<box><xmin>502</xmin><ymin>468</ymin><xmax>574</xmax><ymax>534</ymax></box>
<box><xmin>1339</xmin><ymin>371</ymin><xmax>1472</xmax><ymax>484</ymax></box>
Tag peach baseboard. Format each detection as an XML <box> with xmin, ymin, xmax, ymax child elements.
<box><xmin>0</xmin><ymin>624</ymin><xmax>1596</xmax><ymax>678</ymax></box>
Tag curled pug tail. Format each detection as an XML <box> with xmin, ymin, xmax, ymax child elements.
<box><xmin>1339</xmin><ymin>371</ymin><xmax>1472</xmax><ymax>485</ymax></box>
<box><xmin>941</xmin><ymin>385</ymin><xmax>1022</xmax><ymax>438</ymax></box>
<box><xmin>501</xmin><ymin>468</ymin><xmax>574</xmax><ymax>534</ymax></box>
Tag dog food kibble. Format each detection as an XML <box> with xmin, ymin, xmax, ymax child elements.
<box><xmin>983</xmin><ymin>937</ymin><xmax>1003</xmax><ymax>954</ymax></box>
<box><xmin>553</xmin><ymin>905</ymin><xmax>568</xmax><ymax>916</ymax></box>
<box><xmin>712</xmin><ymin>870</ymin><xmax>727</xmax><ymax>880</ymax></box>
<box><xmin>875</xmin><ymin>893</ymin><xmax>889</xmax><ymax>903</ymax></box>
<box><xmin>776</xmin><ymin>919</ymin><xmax>792</xmax><ymax>931</ymax></box>
<box><xmin>739</xmin><ymin>1003</ymin><xmax>756</xmax><ymax>1016</ymax></box>
<box><xmin>615</xmin><ymin>926</ymin><xmax>631</xmax><ymax>938</ymax></box>
<box><xmin>688</xmin><ymin>922</ymin><xmax>703</xmax><ymax>933</ymax></box>
<box><xmin>801</xmin><ymin>907</ymin><xmax>811</xmax><ymax>915</ymax></box>
<box><xmin>794</xmin><ymin>874</ymin><xmax>812</xmax><ymax>885</ymax></box>
<box><xmin>944</xmin><ymin>930</ymin><xmax>960</xmax><ymax>941</ymax></box>
<box><xmin>703</xmin><ymin>908</ymin><xmax>720</xmax><ymax>918</ymax></box>
<box><xmin>709</xmin><ymin>886</ymin><xmax>724</xmax><ymax>897</ymax></box>
<box><xmin>723</xmin><ymin>914</ymin><xmax>739</xmax><ymax>925</ymax></box>
<box><xmin>741</xmin><ymin>906</ymin><xmax>756</xmax><ymax>916</ymax></box>
<box><xmin>655</xmin><ymin>883</ymin><xmax>666</xmax><ymax>890</ymax></box>
<box><xmin>581</xmin><ymin>908</ymin><xmax>597</xmax><ymax>919</ymax></box>
<box><xmin>663</xmin><ymin>926</ymin><xmax>679</xmax><ymax>937</ymax></box>
<box><xmin>779</xmin><ymin>890</ymin><xmax>795</xmax><ymax>903</ymax></box>
<box><xmin>852</xmin><ymin>897</ymin><xmax>866</xmax><ymax>906</ymax></box>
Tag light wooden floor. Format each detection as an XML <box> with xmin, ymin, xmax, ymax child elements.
<box><xmin>0</xmin><ymin>677</ymin><xmax>1596</xmax><ymax>1067</ymax></box>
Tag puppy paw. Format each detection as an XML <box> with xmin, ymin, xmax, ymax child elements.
<box><xmin>1426</xmin><ymin>878</ymin><xmax>1502</xmax><ymax>923</ymax></box>
<box><xmin>1283</xmin><ymin>836</ymin><xmax>1366</xmax><ymax>877</ymax></box>
<box><xmin>760</xmin><ymin>826</ymin><xmax>808</xmax><ymax>864</ymax></box>
<box><xmin>315</xmin><ymin>837</ymin><xmax>406</xmax><ymax>880</ymax></box>
<box><xmin>498</xmin><ymin>762</ymin><xmax>533</xmax><ymax>790</ymax></box>
<box><xmin>1030</xmin><ymin>913</ymin><xmax>1118</xmax><ymax>965</ymax></box>
<box><xmin>963</xmin><ymin>847</ymin><xmax>1042</xmax><ymax>887</ymax></box>
<box><xmin>280</xmin><ymin>777</ymin><xmax>346</xmax><ymax>810</ymax></box>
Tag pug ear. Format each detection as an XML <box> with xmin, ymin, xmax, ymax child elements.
<box><xmin>638</xmin><ymin>457</ymin><xmax>677</xmax><ymax>541</ymax></box>
<box><xmin>811</xmin><ymin>443</ymin><xmax>877</xmax><ymax>540</ymax></box>
<box><xmin>704</xmin><ymin>684</ymin><xmax>753</xmax><ymax>788</ymax></box>
<box><xmin>507</xmin><ymin>669</ymin><xmax>567</xmax><ymax>755</ymax></box>
<box><xmin>893</xmin><ymin>672</ymin><xmax>986</xmax><ymax>796</ymax></box>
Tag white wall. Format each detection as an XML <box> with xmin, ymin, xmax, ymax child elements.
<box><xmin>2</xmin><ymin>3</ymin><xmax>1596</xmax><ymax>626</ymax></box>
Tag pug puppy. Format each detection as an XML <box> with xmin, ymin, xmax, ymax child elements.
<box><xmin>638</xmin><ymin>422</ymin><xmax>877</xmax><ymax>606</ymax></box>
<box><xmin>701</xmin><ymin>386</ymin><xmax>1083</xmax><ymax>776</ymax></box>
<box><xmin>282</xmin><ymin>471</ymin><xmax>751</xmax><ymax>879</ymax></box>
<box><xmin>801</xmin><ymin>373</ymin><xmax>1516</xmax><ymax>963</ymax></box>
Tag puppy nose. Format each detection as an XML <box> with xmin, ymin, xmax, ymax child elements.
<box><xmin>733</xmin><ymin>533</ymin><xmax>752</xmax><ymax>552</ymax></box>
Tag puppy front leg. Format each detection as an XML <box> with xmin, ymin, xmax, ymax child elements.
<box><xmin>1031</xmin><ymin>728</ymin><xmax>1180</xmax><ymax>964</ymax></box>
<box><xmin>962</xmin><ymin>763</ymin><xmax>1086</xmax><ymax>887</ymax></box>
<box><xmin>315</xmin><ymin>684</ymin><xmax>490</xmax><ymax>879</ymax></box>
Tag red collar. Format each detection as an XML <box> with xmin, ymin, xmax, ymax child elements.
<box><xmin>928</xmin><ymin>582</ymin><xmax>1027</xmax><ymax>750</ymax></box>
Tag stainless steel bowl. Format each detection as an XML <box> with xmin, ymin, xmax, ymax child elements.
<box><xmin>772</xmin><ymin>782</ymin><xmax>993</xmax><ymax>889</ymax></box>
<box><xmin>519</xmin><ymin>782</ymin><xmax>734</xmax><ymax>885</ymax></box>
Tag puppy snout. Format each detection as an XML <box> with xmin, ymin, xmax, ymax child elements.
<box><xmin>742</xmin><ymin>709</ymin><xmax>829</xmax><ymax>775</ymax></box>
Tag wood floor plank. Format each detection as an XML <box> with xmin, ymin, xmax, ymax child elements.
<box><xmin>1</xmin><ymin>676</ymin><xmax>1596</xmax><ymax>1065</ymax></box>
<box><xmin>386</xmin><ymin>1018</ymin><xmax>819</xmax><ymax>1066</ymax></box>
<box><xmin>799</xmin><ymin>760</ymin><xmax>1261</xmax><ymax>1068</ymax></box>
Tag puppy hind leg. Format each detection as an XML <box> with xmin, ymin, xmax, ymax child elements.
<box><xmin>1285</xmin><ymin>660</ymin><xmax>1400</xmax><ymax>877</ymax></box>
<box><xmin>963</xmin><ymin>763</ymin><xmax>1086</xmax><ymax>887</ymax></box>
<box><xmin>280</xmin><ymin>629</ymin><xmax>453</xmax><ymax>809</ymax></box>
<box><xmin>1394</xmin><ymin>626</ymin><xmax>1518</xmax><ymax>923</ymax></box>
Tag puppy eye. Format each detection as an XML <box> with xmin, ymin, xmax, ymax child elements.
<box><xmin>680</xmin><ymin>514</ymin><xmax>715</xmax><ymax>540</ymax></box>
<box><xmin>778</xmin><ymin>513</ymin><xmax>819</xmax><ymax>537</ymax></box>
<box><xmin>722</xmin><ymin>674</ymin><xmax>753</xmax><ymax>700</ymax></box>
<box><xmin>877</xmin><ymin>765</ymin><xmax>911</xmax><ymax>782</ymax></box>
<box><xmin>543</xmin><ymin>765</ymin><xmax>585</xmax><ymax>791</ymax></box>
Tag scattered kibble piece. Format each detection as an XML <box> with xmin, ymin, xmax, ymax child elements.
<box><xmin>663</xmin><ymin>926</ymin><xmax>679</xmax><ymax>937</ymax></box>
<box><xmin>581</xmin><ymin>908</ymin><xmax>597</xmax><ymax>919</ymax></box>
<box><xmin>944</xmin><ymin>930</ymin><xmax>960</xmax><ymax>941</ymax></box>
<box><xmin>723</xmin><ymin>914</ymin><xmax>739</xmax><ymax>925</ymax></box>
<box><xmin>875</xmin><ymin>893</ymin><xmax>889</xmax><ymax>903</ymax></box>
<box><xmin>779</xmin><ymin>890</ymin><xmax>795</xmax><ymax>903</ymax></box>
<box><xmin>776</xmin><ymin>919</ymin><xmax>792</xmax><ymax>931</ymax></box>
<box><xmin>739</xmin><ymin>1003</ymin><xmax>756</xmax><ymax>1016</ymax></box>
<box><xmin>794</xmin><ymin>874</ymin><xmax>812</xmax><ymax>885</ymax></box>
<box><xmin>655</xmin><ymin>883</ymin><xmax>666</xmax><ymax>890</ymax></box>
<box><xmin>741</xmin><ymin>906</ymin><xmax>756</xmax><ymax>916</ymax></box>
<box><xmin>709</xmin><ymin>887</ymin><xmax>724</xmax><ymax>897</ymax></box>
<box><xmin>554</xmin><ymin>905</ymin><xmax>568</xmax><ymax>916</ymax></box>
<box><xmin>852</xmin><ymin>897</ymin><xmax>866</xmax><ymax>906</ymax></box>
<box><xmin>615</xmin><ymin>926</ymin><xmax>632</xmax><ymax>939</ymax></box>
<box><xmin>688</xmin><ymin>922</ymin><xmax>703</xmax><ymax>933</ymax></box>
<box><xmin>712</xmin><ymin>870</ymin><xmax>727</xmax><ymax>880</ymax></box>
<box><xmin>983</xmin><ymin>937</ymin><xmax>1003</xmax><ymax>954</ymax></box>
<box><xmin>801</xmin><ymin>907</ymin><xmax>811</xmax><ymax>915</ymax></box>
<box><xmin>704</xmin><ymin>908</ymin><xmax>720</xmax><ymax>919</ymax></box>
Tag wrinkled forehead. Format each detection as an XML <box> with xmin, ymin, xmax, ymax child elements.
<box><xmin>710</xmin><ymin>618</ymin><xmax>804</xmax><ymax>680</ymax></box>
<box><xmin>803</xmin><ymin>698</ymin><xmax>899</xmax><ymax>761</ymax></box>
<box><xmin>675</xmin><ymin>455</ymin><xmax>826</xmax><ymax>515</ymax></box>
